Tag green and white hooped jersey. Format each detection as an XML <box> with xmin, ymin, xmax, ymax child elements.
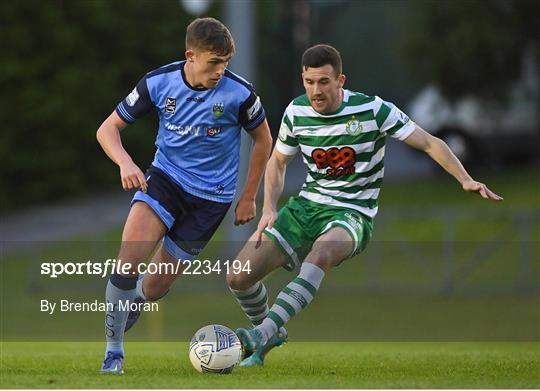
<box><xmin>276</xmin><ymin>89</ymin><xmax>416</xmax><ymax>219</ymax></box>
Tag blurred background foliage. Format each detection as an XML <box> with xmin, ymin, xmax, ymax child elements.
<box><xmin>1</xmin><ymin>0</ymin><xmax>538</xmax><ymax>213</ymax></box>
<box><xmin>404</xmin><ymin>0</ymin><xmax>539</xmax><ymax>101</ymax></box>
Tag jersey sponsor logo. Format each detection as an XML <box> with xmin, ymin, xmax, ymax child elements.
<box><xmin>165</xmin><ymin>97</ymin><xmax>176</xmax><ymax>113</ymax></box>
<box><xmin>247</xmin><ymin>96</ymin><xmax>261</xmax><ymax>121</ymax></box>
<box><xmin>164</xmin><ymin>122</ymin><xmax>201</xmax><ymax>136</ymax></box>
<box><xmin>345</xmin><ymin>117</ymin><xmax>363</xmax><ymax>135</ymax></box>
<box><xmin>311</xmin><ymin>146</ymin><xmax>356</xmax><ymax>176</ymax></box>
<box><xmin>186</xmin><ymin>96</ymin><xmax>205</xmax><ymax>103</ymax></box>
<box><xmin>207</xmin><ymin>127</ymin><xmax>222</xmax><ymax>136</ymax></box>
<box><xmin>126</xmin><ymin>87</ymin><xmax>140</xmax><ymax>107</ymax></box>
<box><xmin>212</xmin><ymin>102</ymin><xmax>225</xmax><ymax>118</ymax></box>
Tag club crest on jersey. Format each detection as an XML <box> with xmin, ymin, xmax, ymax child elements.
<box><xmin>212</xmin><ymin>102</ymin><xmax>225</xmax><ymax>118</ymax></box>
<box><xmin>345</xmin><ymin>117</ymin><xmax>363</xmax><ymax>135</ymax></box>
<box><xmin>165</xmin><ymin>97</ymin><xmax>176</xmax><ymax>114</ymax></box>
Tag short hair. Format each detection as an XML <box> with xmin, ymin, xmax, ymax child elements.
<box><xmin>185</xmin><ymin>17</ymin><xmax>235</xmax><ymax>56</ymax></box>
<box><xmin>301</xmin><ymin>44</ymin><xmax>342</xmax><ymax>76</ymax></box>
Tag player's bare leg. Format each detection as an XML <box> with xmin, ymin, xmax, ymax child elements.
<box><xmin>102</xmin><ymin>202</ymin><xmax>166</xmax><ymax>374</ymax></box>
<box><xmin>238</xmin><ymin>227</ymin><xmax>353</xmax><ymax>362</ymax></box>
<box><xmin>304</xmin><ymin>227</ymin><xmax>353</xmax><ymax>271</ymax></box>
<box><xmin>124</xmin><ymin>242</ymin><xmax>188</xmax><ymax>333</ymax></box>
<box><xmin>228</xmin><ymin>232</ymin><xmax>289</xmax><ymax>366</ymax></box>
<box><xmin>227</xmin><ymin>231</ymin><xmax>287</xmax><ymax>291</ymax></box>
<box><xmin>142</xmin><ymin>243</ymin><xmax>188</xmax><ymax>301</ymax></box>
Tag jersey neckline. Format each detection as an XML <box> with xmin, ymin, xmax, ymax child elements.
<box><xmin>179</xmin><ymin>61</ymin><xmax>209</xmax><ymax>92</ymax></box>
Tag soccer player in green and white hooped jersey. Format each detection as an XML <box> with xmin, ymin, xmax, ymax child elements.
<box><xmin>228</xmin><ymin>44</ymin><xmax>503</xmax><ymax>366</ymax></box>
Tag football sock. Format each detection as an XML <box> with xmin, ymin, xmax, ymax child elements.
<box><xmin>135</xmin><ymin>273</ymin><xmax>146</xmax><ymax>300</ymax></box>
<box><xmin>230</xmin><ymin>281</ymin><xmax>269</xmax><ymax>326</ymax></box>
<box><xmin>257</xmin><ymin>262</ymin><xmax>325</xmax><ymax>341</ymax></box>
<box><xmin>105</xmin><ymin>273</ymin><xmax>137</xmax><ymax>356</ymax></box>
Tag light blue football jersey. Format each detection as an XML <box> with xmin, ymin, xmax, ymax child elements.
<box><xmin>116</xmin><ymin>61</ymin><xmax>266</xmax><ymax>203</ymax></box>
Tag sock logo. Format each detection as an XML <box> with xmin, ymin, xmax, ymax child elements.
<box><xmin>288</xmin><ymin>289</ymin><xmax>307</xmax><ymax>307</ymax></box>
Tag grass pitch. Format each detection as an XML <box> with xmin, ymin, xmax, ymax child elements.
<box><xmin>1</xmin><ymin>342</ymin><xmax>538</xmax><ymax>388</ymax></box>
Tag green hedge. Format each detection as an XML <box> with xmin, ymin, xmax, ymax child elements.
<box><xmin>0</xmin><ymin>2</ymin><xmax>205</xmax><ymax>212</ymax></box>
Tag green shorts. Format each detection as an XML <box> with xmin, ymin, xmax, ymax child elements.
<box><xmin>263</xmin><ymin>196</ymin><xmax>373</xmax><ymax>271</ymax></box>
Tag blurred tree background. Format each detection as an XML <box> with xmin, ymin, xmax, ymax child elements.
<box><xmin>1</xmin><ymin>1</ymin><xmax>196</xmax><ymax>212</ymax></box>
<box><xmin>404</xmin><ymin>0</ymin><xmax>539</xmax><ymax>101</ymax></box>
<box><xmin>1</xmin><ymin>0</ymin><xmax>538</xmax><ymax>213</ymax></box>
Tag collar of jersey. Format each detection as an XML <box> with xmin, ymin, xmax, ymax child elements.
<box><xmin>180</xmin><ymin>61</ymin><xmax>209</xmax><ymax>92</ymax></box>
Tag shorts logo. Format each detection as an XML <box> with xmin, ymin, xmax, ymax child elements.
<box><xmin>344</xmin><ymin>212</ymin><xmax>361</xmax><ymax>230</ymax></box>
<box><xmin>165</xmin><ymin>97</ymin><xmax>176</xmax><ymax>114</ymax></box>
<box><xmin>345</xmin><ymin>116</ymin><xmax>363</xmax><ymax>135</ymax></box>
<box><xmin>212</xmin><ymin>102</ymin><xmax>224</xmax><ymax>118</ymax></box>
<box><xmin>311</xmin><ymin>146</ymin><xmax>356</xmax><ymax>176</ymax></box>
<box><xmin>126</xmin><ymin>87</ymin><xmax>139</xmax><ymax>107</ymax></box>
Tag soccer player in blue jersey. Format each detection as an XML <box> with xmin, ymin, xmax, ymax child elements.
<box><xmin>96</xmin><ymin>17</ymin><xmax>272</xmax><ymax>374</ymax></box>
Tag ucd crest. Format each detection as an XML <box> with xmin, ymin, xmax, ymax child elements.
<box><xmin>345</xmin><ymin>117</ymin><xmax>363</xmax><ymax>135</ymax></box>
<box><xmin>212</xmin><ymin>102</ymin><xmax>224</xmax><ymax>118</ymax></box>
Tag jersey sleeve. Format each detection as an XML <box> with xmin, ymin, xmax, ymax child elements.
<box><xmin>275</xmin><ymin>105</ymin><xmax>299</xmax><ymax>156</ymax></box>
<box><xmin>375</xmin><ymin>99</ymin><xmax>416</xmax><ymax>140</ymax></box>
<box><xmin>238</xmin><ymin>87</ymin><xmax>266</xmax><ymax>131</ymax></box>
<box><xmin>115</xmin><ymin>76</ymin><xmax>154</xmax><ymax>124</ymax></box>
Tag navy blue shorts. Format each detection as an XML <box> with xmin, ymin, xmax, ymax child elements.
<box><xmin>131</xmin><ymin>165</ymin><xmax>231</xmax><ymax>260</ymax></box>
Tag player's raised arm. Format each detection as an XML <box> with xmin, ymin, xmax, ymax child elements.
<box><xmin>234</xmin><ymin>119</ymin><xmax>273</xmax><ymax>225</ymax></box>
<box><xmin>96</xmin><ymin>111</ymin><xmax>147</xmax><ymax>193</ymax></box>
<box><xmin>403</xmin><ymin>125</ymin><xmax>503</xmax><ymax>201</ymax></box>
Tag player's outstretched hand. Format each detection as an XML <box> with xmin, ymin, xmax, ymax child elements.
<box><xmin>235</xmin><ymin>197</ymin><xmax>256</xmax><ymax>226</ymax></box>
<box><xmin>119</xmin><ymin>161</ymin><xmax>147</xmax><ymax>192</ymax></box>
<box><xmin>462</xmin><ymin>179</ymin><xmax>503</xmax><ymax>201</ymax></box>
<box><xmin>254</xmin><ymin>210</ymin><xmax>278</xmax><ymax>248</ymax></box>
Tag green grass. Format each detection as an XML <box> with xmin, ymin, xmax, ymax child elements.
<box><xmin>1</xmin><ymin>167</ymin><xmax>538</xmax><ymax>388</ymax></box>
<box><xmin>1</xmin><ymin>342</ymin><xmax>539</xmax><ymax>388</ymax></box>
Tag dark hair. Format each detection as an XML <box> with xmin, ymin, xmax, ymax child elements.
<box><xmin>185</xmin><ymin>17</ymin><xmax>235</xmax><ymax>56</ymax></box>
<box><xmin>301</xmin><ymin>44</ymin><xmax>342</xmax><ymax>76</ymax></box>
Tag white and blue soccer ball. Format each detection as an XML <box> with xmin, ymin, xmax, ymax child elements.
<box><xmin>189</xmin><ymin>324</ymin><xmax>242</xmax><ymax>374</ymax></box>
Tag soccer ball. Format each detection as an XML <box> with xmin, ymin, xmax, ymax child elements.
<box><xmin>189</xmin><ymin>324</ymin><xmax>242</xmax><ymax>374</ymax></box>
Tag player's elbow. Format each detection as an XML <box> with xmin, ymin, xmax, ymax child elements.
<box><xmin>96</xmin><ymin>125</ymin><xmax>105</xmax><ymax>145</ymax></box>
<box><xmin>423</xmin><ymin>134</ymin><xmax>445</xmax><ymax>155</ymax></box>
<box><xmin>425</xmin><ymin>136</ymin><xmax>450</xmax><ymax>156</ymax></box>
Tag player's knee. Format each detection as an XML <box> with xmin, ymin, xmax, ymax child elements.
<box><xmin>306</xmin><ymin>248</ymin><xmax>331</xmax><ymax>264</ymax></box>
<box><xmin>304</xmin><ymin>248</ymin><xmax>334</xmax><ymax>270</ymax></box>
<box><xmin>143</xmin><ymin>283</ymin><xmax>169</xmax><ymax>302</ymax></box>
<box><xmin>226</xmin><ymin>272</ymin><xmax>253</xmax><ymax>291</ymax></box>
